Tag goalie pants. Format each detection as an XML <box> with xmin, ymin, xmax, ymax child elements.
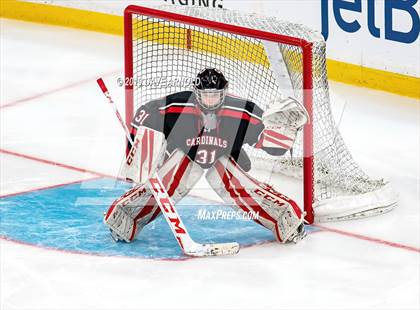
<box><xmin>118</xmin><ymin>150</ymin><xmax>303</xmax><ymax>242</ymax></box>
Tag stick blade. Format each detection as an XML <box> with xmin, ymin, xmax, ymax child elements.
<box><xmin>185</xmin><ymin>242</ymin><xmax>240</xmax><ymax>257</ymax></box>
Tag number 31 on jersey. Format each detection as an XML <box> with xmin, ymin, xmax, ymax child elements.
<box><xmin>196</xmin><ymin>149</ymin><xmax>217</xmax><ymax>165</ymax></box>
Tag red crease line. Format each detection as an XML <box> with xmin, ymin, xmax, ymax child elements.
<box><xmin>1</xmin><ymin>149</ymin><xmax>418</xmax><ymax>255</ymax></box>
<box><xmin>0</xmin><ymin>236</ymin><xmax>190</xmax><ymax>262</ymax></box>
<box><xmin>0</xmin><ymin>176</ymin><xmax>102</xmax><ymax>199</ymax></box>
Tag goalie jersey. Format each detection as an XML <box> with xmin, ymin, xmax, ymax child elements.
<box><xmin>129</xmin><ymin>91</ymin><xmax>283</xmax><ymax>169</ymax></box>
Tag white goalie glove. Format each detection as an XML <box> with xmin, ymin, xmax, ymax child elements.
<box><xmin>260</xmin><ymin>96</ymin><xmax>309</xmax><ymax>150</ymax></box>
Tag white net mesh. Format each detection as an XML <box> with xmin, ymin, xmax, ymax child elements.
<box><xmin>126</xmin><ymin>6</ymin><xmax>397</xmax><ymax>221</ymax></box>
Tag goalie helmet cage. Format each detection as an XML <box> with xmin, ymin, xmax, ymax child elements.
<box><xmin>124</xmin><ymin>5</ymin><xmax>397</xmax><ymax>224</ymax></box>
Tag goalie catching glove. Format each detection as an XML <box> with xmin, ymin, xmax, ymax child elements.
<box><xmin>258</xmin><ymin>96</ymin><xmax>309</xmax><ymax>151</ymax></box>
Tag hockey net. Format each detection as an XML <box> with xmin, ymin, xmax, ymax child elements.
<box><xmin>124</xmin><ymin>5</ymin><xmax>397</xmax><ymax>223</ymax></box>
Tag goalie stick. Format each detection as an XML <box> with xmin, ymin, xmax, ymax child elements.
<box><xmin>96</xmin><ymin>78</ymin><xmax>240</xmax><ymax>257</ymax></box>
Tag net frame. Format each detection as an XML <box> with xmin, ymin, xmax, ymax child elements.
<box><xmin>124</xmin><ymin>5</ymin><xmax>315</xmax><ymax>223</ymax></box>
<box><xmin>123</xmin><ymin>5</ymin><xmax>397</xmax><ymax>224</ymax></box>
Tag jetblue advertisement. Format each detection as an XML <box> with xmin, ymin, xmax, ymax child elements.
<box><xmin>159</xmin><ymin>0</ymin><xmax>419</xmax><ymax>76</ymax></box>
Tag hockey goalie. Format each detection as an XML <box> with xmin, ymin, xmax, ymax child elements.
<box><xmin>104</xmin><ymin>68</ymin><xmax>309</xmax><ymax>244</ymax></box>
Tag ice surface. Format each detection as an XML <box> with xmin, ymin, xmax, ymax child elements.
<box><xmin>0</xmin><ymin>18</ymin><xmax>419</xmax><ymax>310</ymax></box>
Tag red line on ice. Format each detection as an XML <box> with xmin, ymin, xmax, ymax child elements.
<box><xmin>0</xmin><ymin>70</ymin><xmax>121</xmax><ymax>109</ymax></box>
<box><xmin>313</xmin><ymin>224</ymin><xmax>420</xmax><ymax>253</ymax></box>
<box><xmin>191</xmin><ymin>194</ymin><xmax>420</xmax><ymax>254</ymax></box>
<box><xmin>0</xmin><ymin>148</ymin><xmax>116</xmax><ymax>179</ymax></box>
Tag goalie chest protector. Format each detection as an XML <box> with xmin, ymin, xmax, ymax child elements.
<box><xmin>131</xmin><ymin>91</ymin><xmax>264</xmax><ymax>169</ymax></box>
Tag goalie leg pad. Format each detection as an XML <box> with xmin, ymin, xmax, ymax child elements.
<box><xmin>206</xmin><ymin>156</ymin><xmax>306</xmax><ymax>243</ymax></box>
<box><xmin>104</xmin><ymin>184</ymin><xmax>155</xmax><ymax>242</ymax></box>
<box><xmin>105</xmin><ymin>149</ymin><xmax>204</xmax><ymax>242</ymax></box>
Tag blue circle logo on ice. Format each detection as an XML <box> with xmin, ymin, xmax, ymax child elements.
<box><xmin>0</xmin><ymin>178</ymin><xmax>297</xmax><ymax>259</ymax></box>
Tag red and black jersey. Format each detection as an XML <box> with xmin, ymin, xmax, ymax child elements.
<box><xmin>129</xmin><ymin>91</ymin><xmax>272</xmax><ymax>169</ymax></box>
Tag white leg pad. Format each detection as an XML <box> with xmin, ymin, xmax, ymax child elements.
<box><xmin>206</xmin><ymin>156</ymin><xmax>306</xmax><ymax>243</ymax></box>
<box><xmin>105</xmin><ymin>150</ymin><xmax>204</xmax><ymax>242</ymax></box>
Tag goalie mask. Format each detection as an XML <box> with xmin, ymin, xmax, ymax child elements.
<box><xmin>193</xmin><ymin>68</ymin><xmax>228</xmax><ymax>111</ymax></box>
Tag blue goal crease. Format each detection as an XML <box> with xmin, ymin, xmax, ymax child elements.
<box><xmin>0</xmin><ymin>178</ymin><xmax>318</xmax><ymax>259</ymax></box>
